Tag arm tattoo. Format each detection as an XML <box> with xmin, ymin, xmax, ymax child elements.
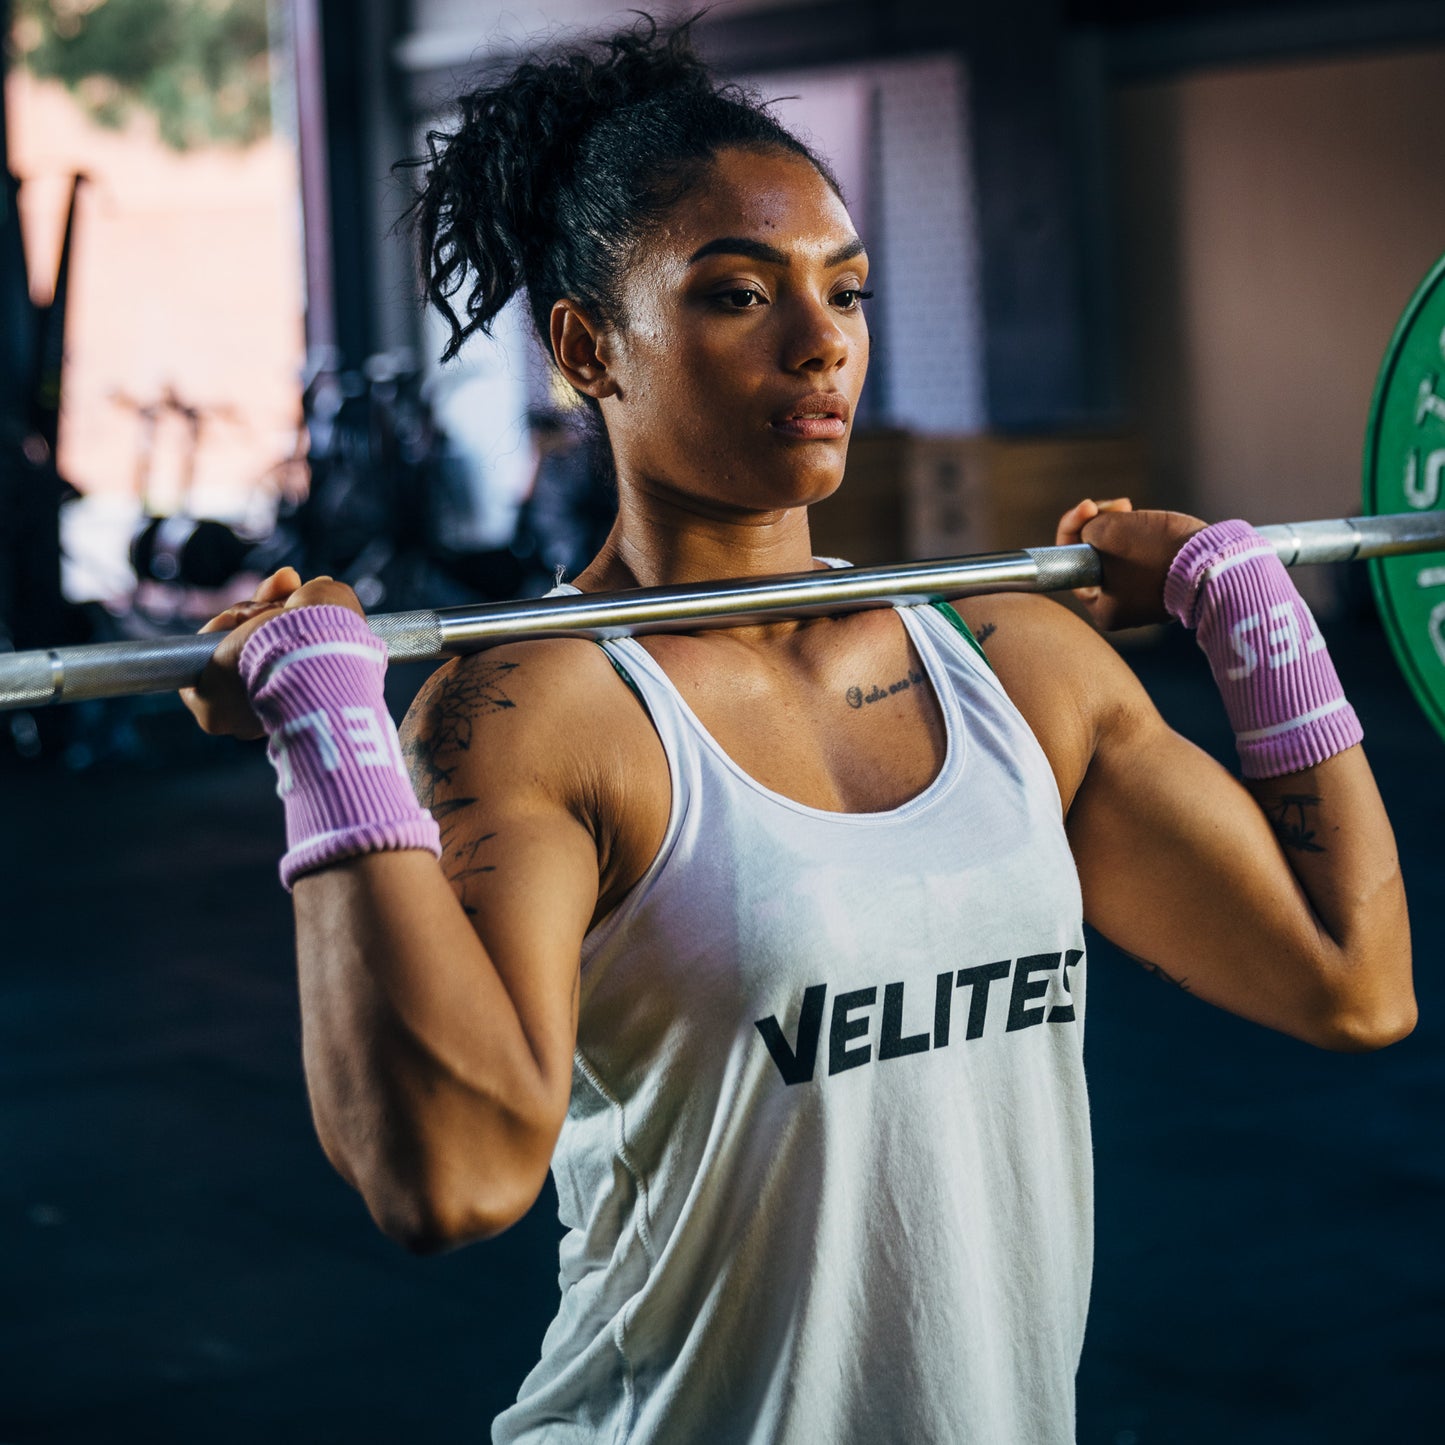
<box><xmin>1265</xmin><ymin>793</ymin><xmax>1326</xmax><ymax>855</ymax></box>
<box><xmin>1120</xmin><ymin>943</ymin><xmax>1191</xmax><ymax>993</ymax></box>
<box><xmin>1139</xmin><ymin>959</ymin><xmax>1192</xmax><ymax>994</ymax></box>
<box><xmin>439</xmin><ymin>819</ymin><xmax>497</xmax><ymax>917</ymax></box>
<box><xmin>398</xmin><ymin>659</ymin><xmax>516</xmax><ymax>915</ymax></box>
<box><xmin>400</xmin><ymin>658</ymin><xmax>518</xmax><ymax>809</ymax></box>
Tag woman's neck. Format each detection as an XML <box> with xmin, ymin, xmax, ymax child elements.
<box><xmin>573</xmin><ymin>480</ymin><xmax>822</xmax><ymax>592</ymax></box>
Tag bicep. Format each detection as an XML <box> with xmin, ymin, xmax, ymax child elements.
<box><xmin>1065</xmin><ymin>699</ymin><xmax>1333</xmax><ymax>1037</ymax></box>
<box><xmin>960</xmin><ymin>593</ymin><xmax>1409</xmax><ymax>1048</ymax></box>
<box><xmin>433</xmin><ymin>789</ymin><xmax>598</xmax><ymax>1064</ymax></box>
<box><xmin>396</xmin><ymin>649</ymin><xmax>611</xmax><ymax>1090</ymax></box>
<box><xmin>958</xmin><ymin>595</ymin><xmax>1340</xmax><ymax>1038</ymax></box>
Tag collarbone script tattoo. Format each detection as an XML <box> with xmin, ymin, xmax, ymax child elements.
<box><xmin>1265</xmin><ymin>793</ymin><xmax>1326</xmax><ymax>854</ymax></box>
<box><xmin>846</xmin><ymin>667</ymin><xmax>924</xmax><ymax>709</ymax></box>
<box><xmin>975</xmin><ymin>621</ymin><xmax>997</xmax><ymax>645</ymax></box>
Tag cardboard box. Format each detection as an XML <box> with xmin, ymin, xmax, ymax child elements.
<box><xmin>810</xmin><ymin>430</ymin><xmax>1150</xmax><ymax>565</ymax></box>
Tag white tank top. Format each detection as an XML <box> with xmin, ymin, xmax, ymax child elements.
<box><xmin>494</xmin><ymin>598</ymin><xmax>1091</xmax><ymax>1445</ymax></box>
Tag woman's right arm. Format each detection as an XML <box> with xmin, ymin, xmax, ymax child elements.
<box><xmin>186</xmin><ymin>577</ymin><xmax>610</xmax><ymax>1253</ymax></box>
<box><xmin>291</xmin><ymin>649</ymin><xmax>601</xmax><ymax>1252</ymax></box>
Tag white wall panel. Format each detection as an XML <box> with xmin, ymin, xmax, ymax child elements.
<box><xmin>743</xmin><ymin>57</ymin><xmax>985</xmax><ymax>435</ymax></box>
<box><xmin>398</xmin><ymin>0</ymin><xmax>831</xmax><ymax>73</ymax></box>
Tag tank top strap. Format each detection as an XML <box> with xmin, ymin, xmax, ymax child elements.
<box><xmin>903</xmin><ymin>598</ymin><xmax>1010</xmax><ymax>704</ymax></box>
<box><xmin>807</xmin><ymin>558</ymin><xmax>996</xmax><ymax>682</ymax></box>
<box><xmin>542</xmin><ymin>580</ymin><xmax>665</xmax><ymax>715</ymax></box>
<box><xmin>591</xmin><ymin>633</ymin><xmax>703</xmax><ymax>762</ymax></box>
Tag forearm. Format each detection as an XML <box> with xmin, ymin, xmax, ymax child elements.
<box><xmin>292</xmin><ymin>849</ymin><xmax>565</xmax><ymax>1249</ymax></box>
<box><xmin>1161</xmin><ymin>517</ymin><xmax>1412</xmax><ymax>1042</ymax></box>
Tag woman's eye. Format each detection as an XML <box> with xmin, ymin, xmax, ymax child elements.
<box><xmin>833</xmin><ymin>289</ymin><xmax>874</xmax><ymax>311</ymax></box>
<box><xmin>718</xmin><ymin>287</ymin><xmax>766</xmax><ymax>309</ymax></box>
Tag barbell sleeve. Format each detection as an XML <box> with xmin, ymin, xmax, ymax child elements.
<box><xmin>3</xmin><ymin>510</ymin><xmax>1444</xmax><ymax>713</ymax></box>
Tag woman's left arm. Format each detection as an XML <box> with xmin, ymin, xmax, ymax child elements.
<box><xmin>958</xmin><ymin>509</ymin><xmax>1415</xmax><ymax>1052</ymax></box>
<box><xmin>1067</xmin><ymin>675</ymin><xmax>1413</xmax><ymax>1050</ymax></box>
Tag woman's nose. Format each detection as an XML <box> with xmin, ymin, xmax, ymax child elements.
<box><xmin>783</xmin><ymin>298</ymin><xmax>851</xmax><ymax>374</ymax></box>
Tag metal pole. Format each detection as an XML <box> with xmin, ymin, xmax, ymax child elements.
<box><xmin>3</xmin><ymin>511</ymin><xmax>1444</xmax><ymax>713</ymax></box>
<box><xmin>291</xmin><ymin>0</ymin><xmax>338</xmax><ymax>359</ymax></box>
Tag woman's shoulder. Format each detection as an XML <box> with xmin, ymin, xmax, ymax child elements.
<box><xmin>399</xmin><ymin>637</ymin><xmax>660</xmax><ymax>810</ymax></box>
<box><xmin>950</xmin><ymin>592</ymin><xmax>1155</xmax><ymax>809</ymax></box>
<box><xmin>950</xmin><ymin>591</ymin><xmax>1112</xmax><ymax>678</ymax></box>
<box><xmin>406</xmin><ymin>636</ymin><xmax>625</xmax><ymax>718</ymax></box>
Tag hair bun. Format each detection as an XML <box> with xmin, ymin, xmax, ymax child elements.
<box><xmin>404</xmin><ymin>13</ymin><xmax>831</xmax><ymax>366</ymax></box>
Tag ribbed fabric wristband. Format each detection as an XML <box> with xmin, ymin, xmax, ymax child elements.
<box><xmin>238</xmin><ymin>605</ymin><xmax>441</xmax><ymax>890</ymax></box>
<box><xmin>1163</xmin><ymin>520</ymin><xmax>1362</xmax><ymax>779</ymax></box>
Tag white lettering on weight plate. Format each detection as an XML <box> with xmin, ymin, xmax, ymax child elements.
<box><xmin>1417</xmin><ymin>375</ymin><xmax>1445</xmax><ymax>427</ymax></box>
<box><xmin>1431</xmin><ymin>601</ymin><xmax>1445</xmax><ymax>670</ymax></box>
<box><xmin>1405</xmin><ymin>448</ymin><xmax>1445</xmax><ymax>509</ymax></box>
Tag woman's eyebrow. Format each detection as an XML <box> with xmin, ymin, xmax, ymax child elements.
<box><xmin>687</xmin><ymin>236</ymin><xmax>867</xmax><ymax>267</ymax></box>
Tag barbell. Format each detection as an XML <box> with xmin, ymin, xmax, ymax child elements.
<box><xmin>4</xmin><ymin>256</ymin><xmax>1445</xmax><ymax>741</ymax></box>
<box><xmin>1</xmin><ymin>511</ymin><xmax>1444</xmax><ymax>717</ymax></box>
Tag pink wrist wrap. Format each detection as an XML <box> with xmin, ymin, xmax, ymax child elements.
<box><xmin>1163</xmin><ymin>520</ymin><xmax>1362</xmax><ymax>779</ymax></box>
<box><xmin>238</xmin><ymin>605</ymin><xmax>441</xmax><ymax>890</ymax></box>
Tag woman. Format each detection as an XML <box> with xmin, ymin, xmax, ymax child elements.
<box><xmin>184</xmin><ymin>19</ymin><xmax>1414</xmax><ymax>1443</ymax></box>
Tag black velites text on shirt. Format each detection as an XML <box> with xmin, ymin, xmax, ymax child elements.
<box><xmin>754</xmin><ymin>950</ymin><xmax>1082</xmax><ymax>1086</ymax></box>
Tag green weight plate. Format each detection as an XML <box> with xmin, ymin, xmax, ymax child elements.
<box><xmin>1364</xmin><ymin>252</ymin><xmax>1445</xmax><ymax>745</ymax></box>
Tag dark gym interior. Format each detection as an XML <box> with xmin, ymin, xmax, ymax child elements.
<box><xmin>3</xmin><ymin>2</ymin><xmax>1443</xmax><ymax>1441</ymax></box>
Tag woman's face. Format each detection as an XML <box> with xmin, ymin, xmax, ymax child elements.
<box><xmin>584</xmin><ymin>145</ymin><xmax>870</xmax><ymax>518</ymax></box>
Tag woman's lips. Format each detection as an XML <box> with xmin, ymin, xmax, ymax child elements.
<box><xmin>769</xmin><ymin>415</ymin><xmax>847</xmax><ymax>440</ymax></box>
<box><xmin>768</xmin><ymin>393</ymin><xmax>851</xmax><ymax>440</ymax></box>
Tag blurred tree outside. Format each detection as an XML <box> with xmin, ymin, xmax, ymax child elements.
<box><xmin>4</xmin><ymin>0</ymin><xmax>301</xmax><ymax>599</ymax></box>
<box><xmin>8</xmin><ymin>0</ymin><xmax>270</xmax><ymax>151</ymax></box>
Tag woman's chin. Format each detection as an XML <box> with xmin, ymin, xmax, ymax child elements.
<box><xmin>634</xmin><ymin>446</ymin><xmax>848</xmax><ymax>519</ymax></box>
<box><xmin>747</xmin><ymin>448</ymin><xmax>850</xmax><ymax>512</ymax></box>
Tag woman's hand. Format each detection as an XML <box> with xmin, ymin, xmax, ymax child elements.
<box><xmin>180</xmin><ymin>567</ymin><xmax>366</xmax><ymax>738</ymax></box>
<box><xmin>1055</xmin><ymin>498</ymin><xmax>1207</xmax><ymax>630</ymax></box>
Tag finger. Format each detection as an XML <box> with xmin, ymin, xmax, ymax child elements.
<box><xmin>251</xmin><ymin>566</ymin><xmax>303</xmax><ymax>604</ymax></box>
<box><xmin>196</xmin><ymin>598</ymin><xmax>285</xmax><ymax>635</ymax></box>
<box><xmin>1078</xmin><ymin>506</ymin><xmax>1145</xmax><ymax>550</ymax></box>
<box><xmin>281</xmin><ymin>577</ymin><xmax>366</xmax><ymax>618</ymax></box>
<box><xmin>1072</xmin><ymin>501</ymin><xmax>1137</xmax><ymax>556</ymax></box>
<box><xmin>1055</xmin><ymin>499</ymin><xmax>1099</xmax><ymax>548</ymax></box>
<box><xmin>1055</xmin><ymin>500</ymin><xmax>1104</xmax><ymax>608</ymax></box>
<box><xmin>197</xmin><ymin>607</ymin><xmax>253</xmax><ymax>636</ymax></box>
<box><xmin>279</xmin><ymin>575</ymin><xmax>335</xmax><ymax>611</ymax></box>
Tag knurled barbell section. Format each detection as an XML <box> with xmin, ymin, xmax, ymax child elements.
<box><xmin>369</xmin><ymin>610</ymin><xmax>446</xmax><ymax>665</ymax></box>
<box><xmin>0</xmin><ymin>650</ymin><xmax>61</xmax><ymax>711</ymax></box>
<box><xmin>52</xmin><ymin>635</ymin><xmax>224</xmax><ymax>704</ymax></box>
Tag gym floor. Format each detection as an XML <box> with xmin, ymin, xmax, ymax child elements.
<box><xmin>2</xmin><ymin>614</ymin><xmax>1440</xmax><ymax>1445</ymax></box>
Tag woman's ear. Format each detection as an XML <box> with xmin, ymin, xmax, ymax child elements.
<box><xmin>550</xmin><ymin>300</ymin><xmax>618</xmax><ymax>400</ymax></box>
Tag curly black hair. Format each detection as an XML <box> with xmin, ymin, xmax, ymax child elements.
<box><xmin>404</xmin><ymin>14</ymin><xmax>839</xmax><ymax>370</ymax></box>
